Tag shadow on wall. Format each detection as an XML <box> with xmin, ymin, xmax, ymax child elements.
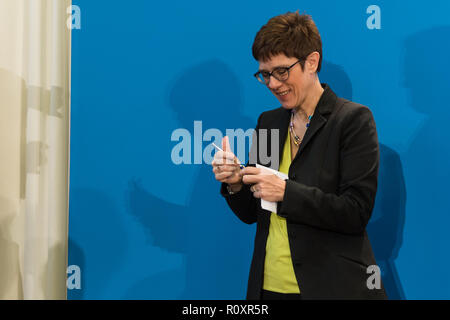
<box><xmin>1</xmin><ymin>68</ymin><xmax>69</xmax><ymax>299</ymax></box>
<box><xmin>124</xmin><ymin>181</ymin><xmax>188</xmax><ymax>299</ymax></box>
<box><xmin>0</xmin><ymin>68</ymin><xmax>27</xmax><ymax>299</ymax></box>
<box><xmin>68</xmin><ymin>188</ymin><xmax>128</xmax><ymax>299</ymax></box>
<box><xmin>367</xmin><ymin>145</ymin><xmax>406</xmax><ymax>300</ymax></box>
<box><xmin>126</xmin><ymin>60</ymin><xmax>256</xmax><ymax>299</ymax></box>
<box><xmin>398</xmin><ymin>26</ymin><xmax>450</xmax><ymax>298</ymax></box>
<box><xmin>320</xmin><ymin>61</ymin><xmax>353</xmax><ymax>101</ymax></box>
<box><xmin>39</xmin><ymin>242</ymin><xmax>68</xmax><ymax>299</ymax></box>
<box><xmin>0</xmin><ymin>196</ymin><xmax>23</xmax><ymax>299</ymax></box>
<box><xmin>321</xmin><ymin>61</ymin><xmax>407</xmax><ymax>300</ymax></box>
<box><xmin>124</xmin><ymin>59</ymin><xmax>408</xmax><ymax>299</ymax></box>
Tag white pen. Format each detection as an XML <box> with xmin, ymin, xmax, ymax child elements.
<box><xmin>212</xmin><ymin>143</ymin><xmax>245</xmax><ymax>169</ymax></box>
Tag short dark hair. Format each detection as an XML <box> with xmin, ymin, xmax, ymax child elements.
<box><xmin>252</xmin><ymin>12</ymin><xmax>323</xmax><ymax>72</ymax></box>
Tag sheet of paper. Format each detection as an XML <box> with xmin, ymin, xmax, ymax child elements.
<box><xmin>256</xmin><ymin>164</ymin><xmax>288</xmax><ymax>213</ymax></box>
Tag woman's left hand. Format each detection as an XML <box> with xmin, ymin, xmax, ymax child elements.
<box><xmin>241</xmin><ymin>167</ymin><xmax>286</xmax><ymax>202</ymax></box>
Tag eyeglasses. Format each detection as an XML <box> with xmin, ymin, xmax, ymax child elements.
<box><xmin>254</xmin><ymin>59</ymin><xmax>303</xmax><ymax>85</ymax></box>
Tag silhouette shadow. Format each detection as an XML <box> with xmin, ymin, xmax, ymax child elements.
<box><xmin>397</xmin><ymin>26</ymin><xmax>450</xmax><ymax>299</ymax></box>
<box><xmin>126</xmin><ymin>59</ymin><xmax>408</xmax><ymax>299</ymax></box>
<box><xmin>320</xmin><ymin>61</ymin><xmax>353</xmax><ymax>101</ymax></box>
<box><xmin>68</xmin><ymin>188</ymin><xmax>128</xmax><ymax>299</ymax></box>
<box><xmin>367</xmin><ymin>145</ymin><xmax>406</xmax><ymax>299</ymax></box>
<box><xmin>322</xmin><ymin>60</ymin><xmax>406</xmax><ymax>299</ymax></box>
<box><xmin>0</xmin><ymin>195</ymin><xmax>23</xmax><ymax>299</ymax></box>
<box><xmin>126</xmin><ymin>180</ymin><xmax>188</xmax><ymax>254</ymax></box>
<box><xmin>126</xmin><ymin>60</ymin><xmax>256</xmax><ymax>299</ymax></box>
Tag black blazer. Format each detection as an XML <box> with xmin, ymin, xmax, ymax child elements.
<box><xmin>221</xmin><ymin>84</ymin><xmax>387</xmax><ymax>299</ymax></box>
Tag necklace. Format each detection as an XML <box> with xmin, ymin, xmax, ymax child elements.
<box><xmin>289</xmin><ymin>110</ymin><xmax>313</xmax><ymax>147</ymax></box>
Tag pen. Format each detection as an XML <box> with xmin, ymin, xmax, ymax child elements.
<box><xmin>212</xmin><ymin>143</ymin><xmax>245</xmax><ymax>169</ymax></box>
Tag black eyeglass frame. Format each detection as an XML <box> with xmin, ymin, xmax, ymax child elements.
<box><xmin>253</xmin><ymin>59</ymin><xmax>304</xmax><ymax>85</ymax></box>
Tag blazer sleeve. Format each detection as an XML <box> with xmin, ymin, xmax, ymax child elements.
<box><xmin>219</xmin><ymin>114</ymin><xmax>264</xmax><ymax>224</ymax></box>
<box><xmin>278</xmin><ymin>105</ymin><xmax>380</xmax><ymax>235</ymax></box>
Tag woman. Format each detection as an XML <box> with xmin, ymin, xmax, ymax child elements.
<box><xmin>212</xmin><ymin>12</ymin><xmax>387</xmax><ymax>300</ymax></box>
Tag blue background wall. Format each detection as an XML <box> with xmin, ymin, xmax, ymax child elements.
<box><xmin>68</xmin><ymin>0</ymin><xmax>450</xmax><ymax>299</ymax></box>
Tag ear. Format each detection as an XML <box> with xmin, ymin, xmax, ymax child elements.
<box><xmin>306</xmin><ymin>51</ymin><xmax>321</xmax><ymax>74</ymax></box>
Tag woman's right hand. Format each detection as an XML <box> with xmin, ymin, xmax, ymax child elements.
<box><xmin>212</xmin><ymin>136</ymin><xmax>243</xmax><ymax>189</ymax></box>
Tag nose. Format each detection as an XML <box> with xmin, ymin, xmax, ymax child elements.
<box><xmin>267</xmin><ymin>75</ymin><xmax>283</xmax><ymax>90</ymax></box>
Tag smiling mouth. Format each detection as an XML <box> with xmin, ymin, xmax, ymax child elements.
<box><xmin>276</xmin><ymin>90</ymin><xmax>290</xmax><ymax>96</ymax></box>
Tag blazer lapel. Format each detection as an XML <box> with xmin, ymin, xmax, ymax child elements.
<box><xmin>277</xmin><ymin>109</ymin><xmax>291</xmax><ymax>170</ymax></box>
<box><xmin>293</xmin><ymin>114</ymin><xmax>326</xmax><ymax>163</ymax></box>
<box><xmin>291</xmin><ymin>84</ymin><xmax>337</xmax><ymax>165</ymax></box>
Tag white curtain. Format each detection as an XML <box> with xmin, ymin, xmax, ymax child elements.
<box><xmin>0</xmin><ymin>0</ymin><xmax>71</xmax><ymax>299</ymax></box>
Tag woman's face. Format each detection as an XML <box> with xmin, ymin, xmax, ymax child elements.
<box><xmin>258</xmin><ymin>53</ymin><xmax>311</xmax><ymax>110</ymax></box>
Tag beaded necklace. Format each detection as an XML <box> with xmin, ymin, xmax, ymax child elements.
<box><xmin>289</xmin><ymin>109</ymin><xmax>313</xmax><ymax>147</ymax></box>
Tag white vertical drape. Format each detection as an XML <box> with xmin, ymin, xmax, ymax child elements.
<box><xmin>0</xmin><ymin>0</ymin><xmax>71</xmax><ymax>299</ymax></box>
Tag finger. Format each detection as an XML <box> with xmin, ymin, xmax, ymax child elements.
<box><xmin>242</xmin><ymin>174</ymin><xmax>263</xmax><ymax>185</ymax></box>
<box><xmin>215</xmin><ymin>171</ymin><xmax>233</xmax><ymax>181</ymax></box>
<box><xmin>213</xmin><ymin>151</ymin><xmax>228</xmax><ymax>164</ymax></box>
<box><xmin>223</xmin><ymin>176</ymin><xmax>241</xmax><ymax>184</ymax></box>
<box><xmin>221</xmin><ymin>164</ymin><xmax>241</xmax><ymax>172</ymax></box>
<box><xmin>252</xmin><ymin>190</ymin><xmax>262</xmax><ymax>199</ymax></box>
<box><xmin>222</xmin><ymin>136</ymin><xmax>231</xmax><ymax>152</ymax></box>
<box><xmin>213</xmin><ymin>150</ymin><xmax>235</xmax><ymax>160</ymax></box>
<box><xmin>213</xmin><ymin>151</ymin><xmax>236</xmax><ymax>165</ymax></box>
<box><xmin>223</xmin><ymin>151</ymin><xmax>237</xmax><ymax>165</ymax></box>
<box><xmin>213</xmin><ymin>164</ymin><xmax>238</xmax><ymax>174</ymax></box>
<box><xmin>222</xmin><ymin>137</ymin><xmax>236</xmax><ymax>164</ymax></box>
<box><xmin>212</xmin><ymin>164</ymin><xmax>240</xmax><ymax>172</ymax></box>
<box><xmin>241</xmin><ymin>167</ymin><xmax>261</xmax><ymax>176</ymax></box>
